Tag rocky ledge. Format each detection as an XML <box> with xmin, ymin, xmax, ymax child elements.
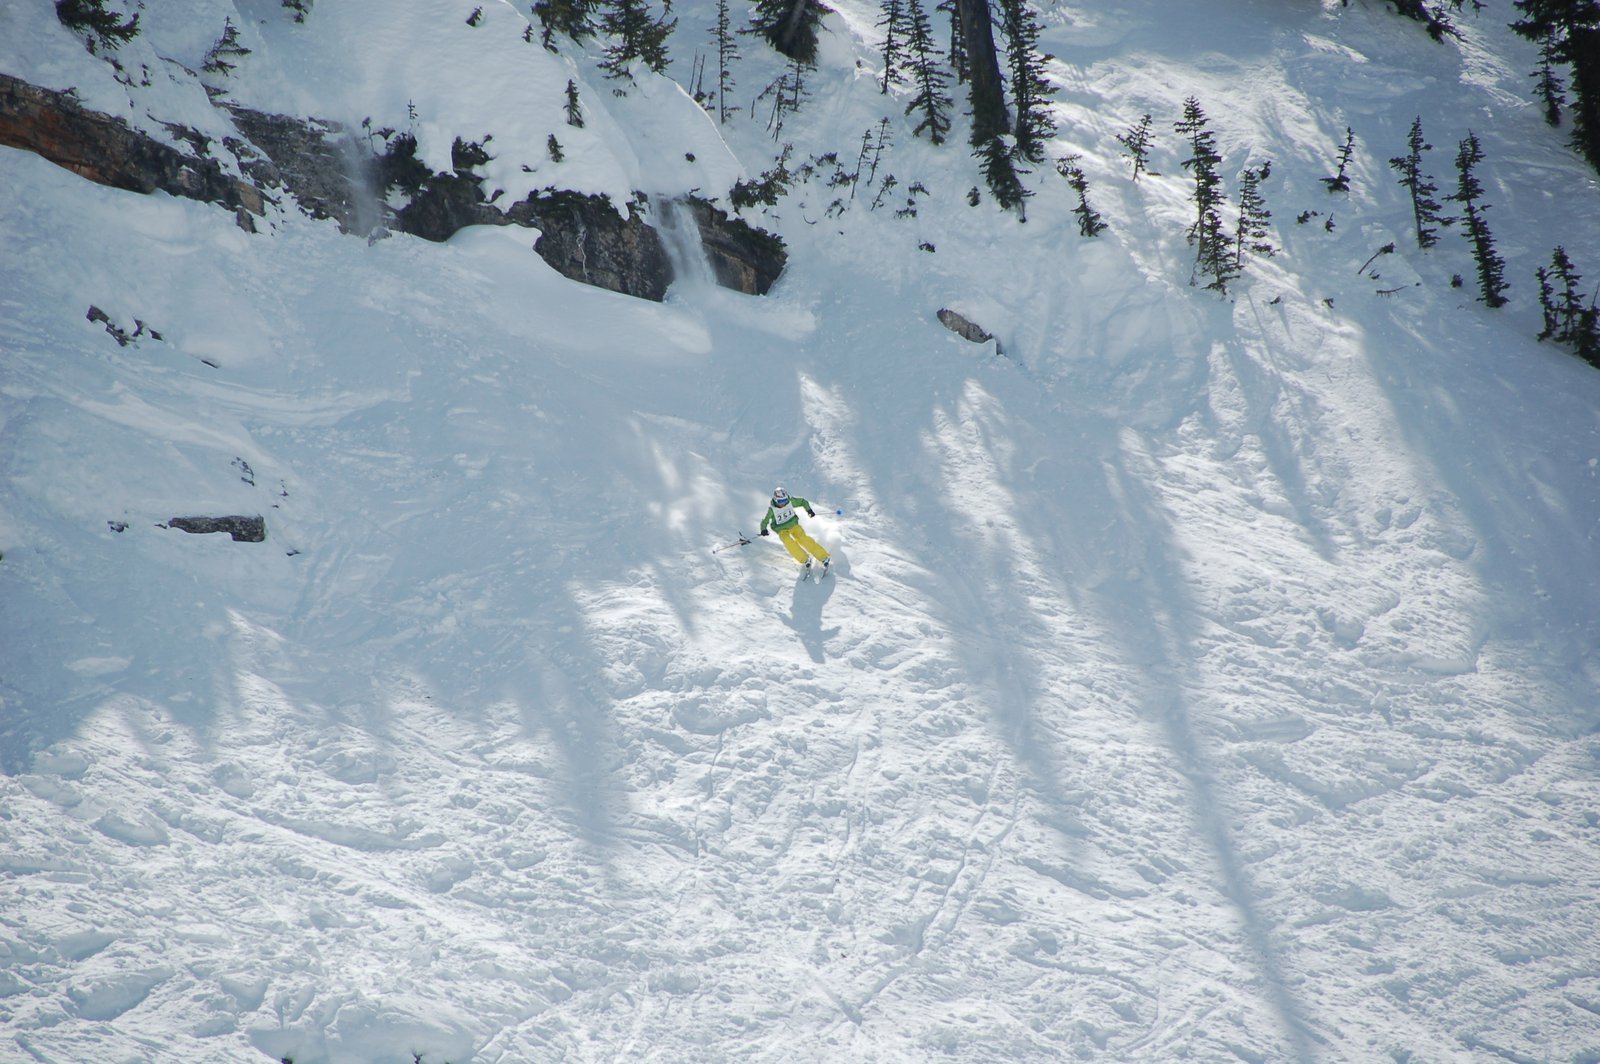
<box><xmin>0</xmin><ymin>73</ymin><xmax>785</xmax><ymax>301</ymax></box>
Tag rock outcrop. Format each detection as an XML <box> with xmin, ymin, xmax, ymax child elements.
<box><xmin>937</xmin><ymin>308</ymin><xmax>1004</xmax><ymax>355</ymax></box>
<box><xmin>509</xmin><ymin>191</ymin><xmax>675</xmax><ymax>301</ymax></box>
<box><xmin>681</xmin><ymin>197</ymin><xmax>787</xmax><ymax>296</ymax></box>
<box><xmin>165</xmin><ymin>516</ymin><xmax>266</xmax><ymax>543</ymax></box>
<box><xmin>0</xmin><ymin>74</ymin><xmax>263</xmax><ymax>222</ymax></box>
<box><xmin>0</xmin><ymin>73</ymin><xmax>786</xmax><ymax>301</ymax></box>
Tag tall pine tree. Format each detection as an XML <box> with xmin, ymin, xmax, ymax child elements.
<box><xmin>938</xmin><ymin>0</ymin><xmax>967</xmax><ymax>83</ymax></box>
<box><xmin>1117</xmin><ymin>113</ymin><xmax>1157</xmax><ymax>181</ymax></box>
<box><xmin>711</xmin><ymin>0</ymin><xmax>739</xmax><ymax>122</ymax></box>
<box><xmin>1234</xmin><ymin>161</ymin><xmax>1274</xmax><ymax>271</ymax></box>
<box><xmin>902</xmin><ymin>0</ymin><xmax>952</xmax><ymax>144</ymax></box>
<box><xmin>1533</xmin><ymin>28</ymin><xmax>1569</xmax><ymax>124</ymax></box>
<box><xmin>996</xmin><ymin>0</ymin><xmax>1055</xmax><ymax>164</ymax></box>
<box><xmin>1388</xmin><ymin>116</ymin><xmax>1452</xmax><ymax>249</ymax></box>
<box><xmin>1512</xmin><ymin>0</ymin><xmax>1600</xmax><ymax>174</ymax></box>
<box><xmin>878</xmin><ymin>0</ymin><xmax>909</xmax><ymax>93</ymax></box>
<box><xmin>953</xmin><ymin>0</ymin><xmax>1025</xmax><ymax>209</ymax></box>
<box><xmin>1448</xmin><ymin>131</ymin><xmax>1509</xmax><ymax>307</ymax></box>
<box><xmin>1175</xmin><ymin>97</ymin><xmax>1233</xmax><ymax>293</ymax></box>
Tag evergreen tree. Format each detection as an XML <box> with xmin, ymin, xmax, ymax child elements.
<box><xmin>997</xmin><ymin>0</ymin><xmax>1055</xmax><ymax>164</ymax></box>
<box><xmin>730</xmin><ymin>145</ymin><xmax>794</xmax><ymax>208</ymax></box>
<box><xmin>1234</xmin><ymin>160</ymin><xmax>1275</xmax><ymax>270</ymax></box>
<box><xmin>1116</xmin><ymin>113</ymin><xmax>1157</xmax><ymax>181</ymax></box>
<box><xmin>202</xmin><ymin>18</ymin><xmax>250</xmax><ymax>79</ymax></box>
<box><xmin>1175</xmin><ymin>97</ymin><xmax>1233</xmax><ymax>292</ymax></box>
<box><xmin>951</xmin><ymin>0</ymin><xmax>1023</xmax><ymax>209</ymax></box>
<box><xmin>749</xmin><ymin>0</ymin><xmax>827</xmax><ymax>64</ymax></box>
<box><xmin>54</xmin><ymin>0</ymin><xmax>139</xmax><ymax>53</ymax></box>
<box><xmin>1056</xmin><ymin>156</ymin><xmax>1108</xmax><ymax>237</ymax></box>
<box><xmin>1536</xmin><ymin>246</ymin><xmax>1600</xmax><ymax>364</ymax></box>
<box><xmin>1392</xmin><ymin>0</ymin><xmax>1462</xmax><ymax>40</ymax></box>
<box><xmin>599</xmin><ymin>0</ymin><xmax>676</xmax><ymax>81</ymax></box>
<box><xmin>976</xmin><ymin>135</ymin><xmax>1030</xmax><ymax>212</ymax></box>
<box><xmin>761</xmin><ymin>57</ymin><xmax>811</xmax><ymax>140</ymax></box>
<box><xmin>1534</xmin><ymin>29</ymin><xmax>1569</xmax><ymax>124</ymax></box>
<box><xmin>1448</xmin><ymin>131</ymin><xmax>1509</xmax><ymax>307</ymax></box>
<box><xmin>878</xmin><ymin>0</ymin><xmax>909</xmax><ymax>93</ymax></box>
<box><xmin>1512</xmin><ymin>0</ymin><xmax>1600</xmax><ymax>174</ymax></box>
<box><xmin>565</xmin><ymin>79</ymin><xmax>585</xmax><ymax>127</ymax></box>
<box><xmin>1388</xmin><ymin>116</ymin><xmax>1453</xmax><ymax>249</ymax></box>
<box><xmin>1535</xmin><ymin>260</ymin><xmax>1560</xmax><ymax>339</ymax></box>
<box><xmin>533</xmin><ymin>0</ymin><xmax>595</xmax><ymax>48</ymax></box>
<box><xmin>938</xmin><ymin>0</ymin><xmax>967</xmax><ymax>82</ymax></box>
<box><xmin>282</xmin><ymin>0</ymin><xmax>312</xmax><ymax>23</ymax></box>
<box><xmin>711</xmin><ymin>0</ymin><xmax>739</xmax><ymax>122</ymax></box>
<box><xmin>1322</xmin><ymin>126</ymin><xmax>1356</xmax><ymax>192</ymax></box>
<box><xmin>903</xmin><ymin>0</ymin><xmax>952</xmax><ymax>144</ymax></box>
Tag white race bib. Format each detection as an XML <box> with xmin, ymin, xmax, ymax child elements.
<box><xmin>772</xmin><ymin>501</ymin><xmax>796</xmax><ymax>524</ymax></box>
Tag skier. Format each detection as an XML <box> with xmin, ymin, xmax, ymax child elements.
<box><xmin>760</xmin><ymin>486</ymin><xmax>830</xmax><ymax>574</ymax></box>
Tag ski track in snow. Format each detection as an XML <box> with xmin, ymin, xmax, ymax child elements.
<box><xmin>4</xmin><ymin>0</ymin><xmax>1600</xmax><ymax>1062</ymax></box>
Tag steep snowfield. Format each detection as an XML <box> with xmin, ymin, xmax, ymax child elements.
<box><xmin>3</xmin><ymin>0</ymin><xmax>1600</xmax><ymax>1061</ymax></box>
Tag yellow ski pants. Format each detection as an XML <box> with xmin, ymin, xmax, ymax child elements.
<box><xmin>776</xmin><ymin>524</ymin><xmax>829</xmax><ymax>565</ymax></box>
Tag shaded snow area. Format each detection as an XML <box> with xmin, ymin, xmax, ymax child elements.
<box><xmin>4</xmin><ymin>0</ymin><xmax>1600</xmax><ymax>1061</ymax></box>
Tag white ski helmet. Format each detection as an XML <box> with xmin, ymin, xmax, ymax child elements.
<box><xmin>772</xmin><ymin>486</ymin><xmax>789</xmax><ymax>504</ymax></box>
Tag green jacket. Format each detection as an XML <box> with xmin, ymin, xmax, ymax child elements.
<box><xmin>761</xmin><ymin>496</ymin><xmax>812</xmax><ymax>533</ymax></box>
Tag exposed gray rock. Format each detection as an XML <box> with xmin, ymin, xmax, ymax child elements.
<box><xmin>165</xmin><ymin>516</ymin><xmax>266</xmax><ymax>543</ymax></box>
<box><xmin>222</xmin><ymin>106</ymin><xmax>360</xmax><ymax>229</ymax></box>
<box><xmin>509</xmin><ymin>191</ymin><xmax>673</xmax><ymax>301</ymax></box>
<box><xmin>937</xmin><ymin>308</ymin><xmax>1004</xmax><ymax>354</ymax></box>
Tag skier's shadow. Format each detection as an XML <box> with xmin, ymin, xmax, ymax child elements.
<box><xmin>779</xmin><ymin>555</ymin><xmax>842</xmax><ymax>663</ymax></box>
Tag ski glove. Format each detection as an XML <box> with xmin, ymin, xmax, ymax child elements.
<box><xmin>806</xmin><ymin>509</ymin><xmax>815</xmax><ymax>517</ymax></box>
<box><xmin>760</xmin><ymin>529</ymin><xmax>770</xmax><ymax>536</ymax></box>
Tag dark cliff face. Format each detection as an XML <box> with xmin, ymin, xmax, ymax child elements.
<box><xmin>683</xmin><ymin>198</ymin><xmax>788</xmax><ymax>297</ymax></box>
<box><xmin>0</xmin><ymin>74</ymin><xmax>264</xmax><ymax>223</ymax></box>
<box><xmin>0</xmin><ymin>72</ymin><xmax>786</xmax><ymax>301</ymax></box>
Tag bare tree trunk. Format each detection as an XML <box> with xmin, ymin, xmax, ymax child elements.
<box><xmin>954</xmin><ymin>0</ymin><xmax>1007</xmax><ymax>146</ymax></box>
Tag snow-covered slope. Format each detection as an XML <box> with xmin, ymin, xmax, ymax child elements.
<box><xmin>3</xmin><ymin>1</ymin><xmax>1600</xmax><ymax>1061</ymax></box>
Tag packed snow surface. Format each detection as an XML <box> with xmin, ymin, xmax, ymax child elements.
<box><xmin>3</xmin><ymin>0</ymin><xmax>1600</xmax><ymax>1061</ymax></box>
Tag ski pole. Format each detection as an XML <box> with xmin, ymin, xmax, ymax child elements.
<box><xmin>712</xmin><ymin>533</ymin><xmax>753</xmax><ymax>554</ymax></box>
